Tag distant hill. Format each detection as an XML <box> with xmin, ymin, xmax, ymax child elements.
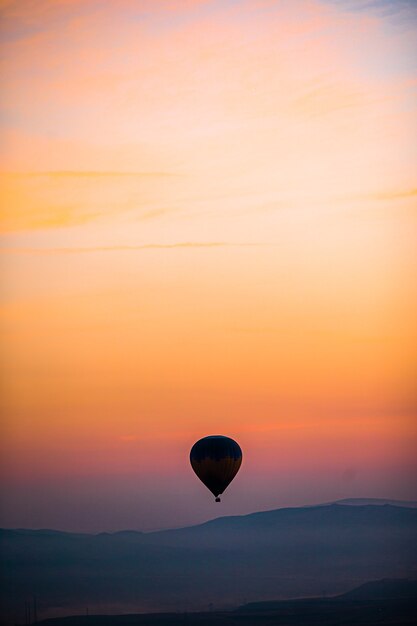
<box><xmin>1</xmin><ymin>503</ymin><xmax>416</xmax><ymax>625</ymax></box>
<box><xmin>333</xmin><ymin>498</ymin><xmax>417</xmax><ymax>508</ymax></box>
<box><xmin>23</xmin><ymin>580</ymin><xmax>417</xmax><ymax>626</ymax></box>
<box><xmin>339</xmin><ymin>577</ymin><xmax>417</xmax><ymax>600</ymax></box>
<box><xmin>238</xmin><ymin>578</ymin><xmax>417</xmax><ymax>611</ymax></box>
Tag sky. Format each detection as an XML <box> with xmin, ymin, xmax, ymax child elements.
<box><xmin>0</xmin><ymin>0</ymin><xmax>416</xmax><ymax>533</ymax></box>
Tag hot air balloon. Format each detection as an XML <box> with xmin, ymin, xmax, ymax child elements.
<box><xmin>190</xmin><ymin>435</ymin><xmax>242</xmax><ymax>502</ymax></box>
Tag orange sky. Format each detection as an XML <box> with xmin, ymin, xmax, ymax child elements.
<box><xmin>1</xmin><ymin>0</ymin><xmax>416</xmax><ymax>531</ymax></box>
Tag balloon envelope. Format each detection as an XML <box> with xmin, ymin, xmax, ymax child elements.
<box><xmin>190</xmin><ymin>435</ymin><xmax>242</xmax><ymax>500</ymax></box>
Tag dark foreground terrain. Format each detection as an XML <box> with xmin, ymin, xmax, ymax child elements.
<box><xmin>28</xmin><ymin>581</ymin><xmax>417</xmax><ymax>626</ymax></box>
<box><xmin>2</xmin><ymin>501</ymin><xmax>417</xmax><ymax>624</ymax></box>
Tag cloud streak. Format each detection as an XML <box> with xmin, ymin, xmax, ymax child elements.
<box><xmin>1</xmin><ymin>171</ymin><xmax>181</xmax><ymax>178</ymax></box>
<box><xmin>328</xmin><ymin>0</ymin><xmax>417</xmax><ymax>18</ymax></box>
<box><xmin>0</xmin><ymin>242</ymin><xmax>264</xmax><ymax>254</ymax></box>
<box><xmin>0</xmin><ymin>170</ymin><xmax>184</xmax><ymax>232</ymax></box>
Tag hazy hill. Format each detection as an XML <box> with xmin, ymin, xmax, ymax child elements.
<box><xmin>339</xmin><ymin>577</ymin><xmax>417</xmax><ymax>600</ymax></box>
<box><xmin>150</xmin><ymin>501</ymin><xmax>417</xmax><ymax>548</ymax></box>
<box><xmin>19</xmin><ymin>580</ymin><xmax>417</xmax><ymax>626</ymax></box>
<box><xmin>1</xmin><ymin>502</ymin><xmax>416</xmax><ymax>624</ymax></box>
<box><xmin>238</xmin><ymin>578</ymin><xmax>417</xmax><ymax>612</ymax></box>
<box><xmin>333</xmin><ymin>498</ymin><xmax>417</xmax><ymax>508</ymax></box>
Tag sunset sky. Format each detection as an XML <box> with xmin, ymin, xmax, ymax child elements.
<box><xmin>1</xmin><ymin>0</ymin><xmax>416</xmax><ymax>532</ymax></box>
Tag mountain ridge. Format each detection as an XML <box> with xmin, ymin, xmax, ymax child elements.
<box><xmin>2</xmin><ymin>501</ymin><xmax>416</xmax><ymax>623</ymax></box>
<box><xmin>2</xmin><ymin>497</ymin><xmax>416</xmax><ymax>537</ymax></box>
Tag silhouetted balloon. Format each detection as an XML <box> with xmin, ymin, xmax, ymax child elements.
<box><xmin>190</xmin><ymin>435</ymin><xmax>242</xmax><ymax>502</ymax></box>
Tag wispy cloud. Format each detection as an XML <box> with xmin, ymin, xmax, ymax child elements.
<box><xmin>0</xmin><ymin>242</ymin><xmax>263</xmax><ymax>254</ymax></box>
<box><xmin>291</xmin><ymin>81</ymin><xmax>393</xmax><ymax>118</ymax></box>
<box><xmin>371</xmin><ymin>188</ymin><xmax>417</xmax><ymax>201</ymax></box>
<box><xmin>0</xmin><ymin>171</ymin><xmax>182</xmax><ymax>232</ymax></box>
<box><xmin>326</xmin><ymin>0</ymin><xmax>417</xmax><ymax>26</ymax></box>
<box><xmin>329</xmin><ymin>188</ymin><xmax>417</xmax><ymax>205</ymax></box>
<box><xmin>1</xmin><ymin>171</ymin><xmax>181</xmax><ymax>178</ymax></box>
